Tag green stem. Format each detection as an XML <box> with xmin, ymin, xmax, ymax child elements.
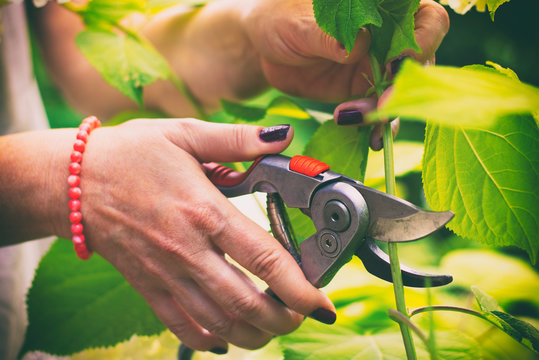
<box><xmin>369</xmin><ymin>52</ymin><xmax>417</xmax><ymax>360</ymax></box>
<box><xmin>410</xmin><ymin>305</ymin><xmax>486</xmax><ymax>321</ymax></box>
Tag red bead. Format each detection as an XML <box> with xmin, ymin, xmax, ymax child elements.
<box><xmin>74</xmin><ymin>242</ymin><xmax>87</xmax><ymax>252</ymax></box>
<box><xmin>70</xmin><ymin>151</ymin><xmax>83</xmax><ymax>163</ymax></box>
<box><xmin>71</xmin><ymin>223</ymin><xmax>83</xmax><ymax>235</ymax></box>
<box><xmin>67</xmin><ymin>175</ymin><xmax>80</xmax><ymax>187</ymax></box>
<box><xmin>79</xmin><ymin>123</ymin><xmax>91</xmax><ymax>133</ymax></box>
<box><xmin>72</xmin><ymin>234</ymin><xmax>85</xmax><ymax>244</ymax></box>
<box><xmin>76</xmin><ymin>130</ymin><xmax>89</xmax><ymax>142</ymax></box>
<box><xmin>73</xmin><ymin>139</ymin><xmax>86</xmax><ymax>153</ymax></box>
<box><xmin>69</xmin><ymin>199</ymin><xmax>81</xmax><ymax>211</ymax></box>
<box><xmin>69</xmin><ymin>162</ymin><xmax>81</xmax><ymax>175</ymax></box>
<box><xmin>76</xmin><ymin>248</ymin><xmax>91</xmax><ymax>260</ymax></box>
<box><xmin>68</xmin><ymin>187</ymin><xmax>81</xmax><ymax>199</ymax></box>
<box><xmin>83</xmin><ymin>115</ymin><xmax>97</xmax><ymax>125</ymax></box>
<box><xmin>69</xmin><ymin>211</ymin><xmax>82</xmax><ymax>223</ymax></box>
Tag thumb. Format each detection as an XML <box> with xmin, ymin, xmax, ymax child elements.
<box><xmin>172</xmin><ymin>119</ymin><xmax>293</xmax><ymax>163</ymax></box>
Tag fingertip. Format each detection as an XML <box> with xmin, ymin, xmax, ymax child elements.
<box><xmin>334</xmin><ymin>97</ymin><xmax>377</xmax><ymax>126</ymax></box>
<box><xmin>258</xmin><ymin>124</ymin><xmax>292</xmax><ymax>143</ymax></box>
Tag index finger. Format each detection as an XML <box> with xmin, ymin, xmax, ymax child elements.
<box><xmin>212</xmin><ymin>199</ymin><xmax>337</xmax><ymax>324</ymax></box>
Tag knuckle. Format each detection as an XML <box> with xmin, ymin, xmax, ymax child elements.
<box><xmin>184</xmin><ymin>202</ymin><xmax>227</xmax><ymax>239</ymax></box>
<box><xmin>242</xmin><ymin>334</ymin><xmax>273</xmax><ymax>350</ymax></box>
<box><xmin>204</xmin><ymin>317</ymin><xmax>233</xmax><ymax>338</ymax></box>
<box><xmin>229</xmin><ymin>125</ymin><xmax>252</xmax><ymax>154</ymax></box>
<box><xmin>168</xmin><ymin>321</ymin><xmax>195</xmax><ymax>341</ymax></box>
<box><xmin>286</xmin><ymin>290</ymin><xmax>311</xmax><ymax>314</ymax></box>
<box><xmin>227</xmin><ymin>294</ymin><xmax>261</xmax><ymax>320</ymax></box>
<box><xmin>249</xmin><ymin>247</ymin><xmax>284</xmax><ymax>282</ymax></box>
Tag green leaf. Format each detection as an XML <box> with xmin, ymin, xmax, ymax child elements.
<box><xmin>312</xmin><ymin>0</ymin><xmax>382</xmax><ymax>54</ymax></box>
<box><xmin>303</xmin><ymin>120</ymin><xmax>370</xmax><ymax>182</ymax></box>
<box><xmin>490</xmin><ymin>311</ymin><xmax>539</xmax><ymax>353</ymax></box>
<box><xmin>471</xmin><ymin>285</ymin><xmax>500</xmax><ymax>312</ymax></box>
<box><xmin>280</xmin><ymin>320</ymin><xmax>481</xmax><ymax>360</ymax></box>
<box><xmin>487</xmin><ymin>0</ymin><xmax>511</xmax><ymax>20</ymax></box>
<box><xmin>471</xmin><ymin>286</ymin><xmax>539</xmax><ymax>353</ymax></box>
<box><xmin>82</xmin><ymin>0</ymin><xmax>145</xmax><ymax>27</ymax></box>
<box><xmin>75</xmin><ymin>29</ymin><xmax>171</xmax><ymax>106</ymax></box>
<box><xmin>20</xmin><ymin>239</ymin><xmax>164</xmax><ymax>356</ymax></box>
<box><xmin>220</xmin><ymin>100</ymin><xmax>267</xmax><ymax>121</ymax></box>
<box><xmin>423</xmin><ymin>114</ymin><xmax>539</xmax><ymax>263</ymax></box>
<box><xmin>370</xmin><ymin>61</ymin><xmax>539</xmax><ymax>128</ymax></box>
<box><xmin>369</xmin><ymin>0</ymin><xmax>421</xmax><ymax>64</ymax></box>
<box><xmin>220</xmin><ymin>96</ymin><xmax>312</xmax><ymax>122</ymax></box>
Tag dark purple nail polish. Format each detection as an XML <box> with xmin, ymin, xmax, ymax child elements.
<box><xmin>210</xmin><ymin>347</ymin><xmax>228</xmax><ymax>355</ymax></box>
<box><xmin>309</xmin><ymin>307</ymin><xmax>337</xmax><ymax>325</ymax></box>
<box><xmin>259</xmin><ymin>124</ymin><xmax>290</xmax><ymax>143</ymax></box>
<box><xmin>337</xmin><ymin>110</ymin><xmax>363</xmax><ymax>125</ymax></box>
<box><xmin>390</xmin><ymin>55</ymin><xmax>410</xmax><ymax>76</ymax></box>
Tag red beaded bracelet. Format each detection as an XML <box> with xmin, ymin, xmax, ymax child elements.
<box><xmin>68</xmin><ymin>116</ymin><xmax>101</xmax><ymax>260</ymax></box>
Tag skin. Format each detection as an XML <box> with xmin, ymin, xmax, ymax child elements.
<box><xmin>1</xmin><ymin>0</ymin><xmax>449</xmax><ymax>353</ymax></box>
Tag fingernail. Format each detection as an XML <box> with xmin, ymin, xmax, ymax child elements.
<box><xmin>210</xmin><ymin>347</ymin><xmax>228</xmax><ymax>355</ymax></box>
<box><xmin>390</xmin><ymin>55</ymin><xmax>410</xmax><ymax>76</ymax></box>
<box><xmin>259</xmin><ymin>124</ymin><xmax>290</xmax><ymax>143</ymax></box>
<box><xmin>336</xmin><ymin>109</ymin><xmax>363</xmax><ymax>125</ymax></box>
<box><xmin>309</xmin><ymin>307</ymin><xmax>337</xmax><ymax>325</ymax></box>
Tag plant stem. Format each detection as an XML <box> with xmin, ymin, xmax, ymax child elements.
<box><xmin>410</xmin><ymin>305</ymin><xmax>486</xmax><ymax>321</ymax></box>
<box><xmin>369</xmin><ymin>52</ymin><xmax>417</xmax><ymax>360</ymax></box>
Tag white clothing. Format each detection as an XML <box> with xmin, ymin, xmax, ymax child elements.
<box><xmin>0</xmin><ymin>4</ymin><xmax>54</xmax><ymax>360</ymax></box>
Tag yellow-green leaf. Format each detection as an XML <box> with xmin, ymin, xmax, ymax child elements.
<box><xmin>370</xmin><ymin>61</ymin><xmax>539</xmax><ymax>128</ymax></box>
<box><xmin>423</xmin><ymin>115</ymin><xmax>539</xmax><ymax>263</ymax></box>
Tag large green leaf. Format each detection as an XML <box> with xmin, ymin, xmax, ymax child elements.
<box><xmin>369</xmin><ymin>0</ymin><xmax>421</xmax><ymax>64</ymax></box>
<box><xmin>370</xmin><ymin>61</ymin><xmax>539</xmax><ymax>128</ymax></box>
<box><xmin>280</xmin><ymin>320</ymin><xmax>481</xmax><ymax>360</ymax></box>
<box><xmin>20</xmin><ymin>239</ymin><xmax>164</xmax><ymax>356</ymax></box>
<box><xmin>423</xmin><ymin>114</ymin><xmax>539</xmax><ymax>263</ymax></box>
<box><xmin>75</xmin><ymin>29</ymin><xmax>171</xmax><ymax>106</ymax></box>
<box><xmin>312</xmin><ymin>0</ymin><xmax>382</xmax><ymax>54</ymax></box>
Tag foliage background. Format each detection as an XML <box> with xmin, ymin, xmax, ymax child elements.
<box><xmin>23</xmin><ymin>1</ymin><xmax>539</xmax><ymax>359</ymax></box>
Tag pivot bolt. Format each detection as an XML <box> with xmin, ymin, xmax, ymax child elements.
<box><xmin>323</xmin><ymin>200</ymin><xmax>350</xmax><ymax>232</ymax></box>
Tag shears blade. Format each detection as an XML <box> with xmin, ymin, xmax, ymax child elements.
<box><xmin>353</xmin><ymin>185</ymin><xmax>454</xmax><ymax>242</ymax></box>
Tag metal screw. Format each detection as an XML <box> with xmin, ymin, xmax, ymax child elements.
<box><xmin>319</xmin><ymin>232</ymin><xmax>338</xmax><ymax>254</ymax></box>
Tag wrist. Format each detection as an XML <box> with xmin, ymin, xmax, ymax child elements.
<box><xmin>0</xmin><ymin>129</ymin><xmax>76</xmax><ymax>245</ymax></box>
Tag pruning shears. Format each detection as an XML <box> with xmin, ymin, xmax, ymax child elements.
<box><xmin>179</xmin><ymin>154</ymin><xmax>454</xmax><ymax>360</ymax></box>
<box><xmin>203</xmin><ymin>154</ymin><xmax>454</xmax><ymax>288</ymax></box>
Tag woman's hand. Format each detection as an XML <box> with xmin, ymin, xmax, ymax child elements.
<box><xmin>65</xmin><ymin>119</ymin><xmax>335</xmax><ymax>352</ymax></box>
<box><xmin>243</xmin><ymin>0</ymin><xmax>449</xmax><ymax>102</ymax></box>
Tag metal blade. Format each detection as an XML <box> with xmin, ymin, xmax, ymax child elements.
<box><xmin>353</xmin><ymin>184</ymin><xmax>454</xmax><ymax>242</ymax></box>
<box><xmin>356</xmin><ymin>238</ymin><xmax>453</xmax><ymax>287</ymax></box>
